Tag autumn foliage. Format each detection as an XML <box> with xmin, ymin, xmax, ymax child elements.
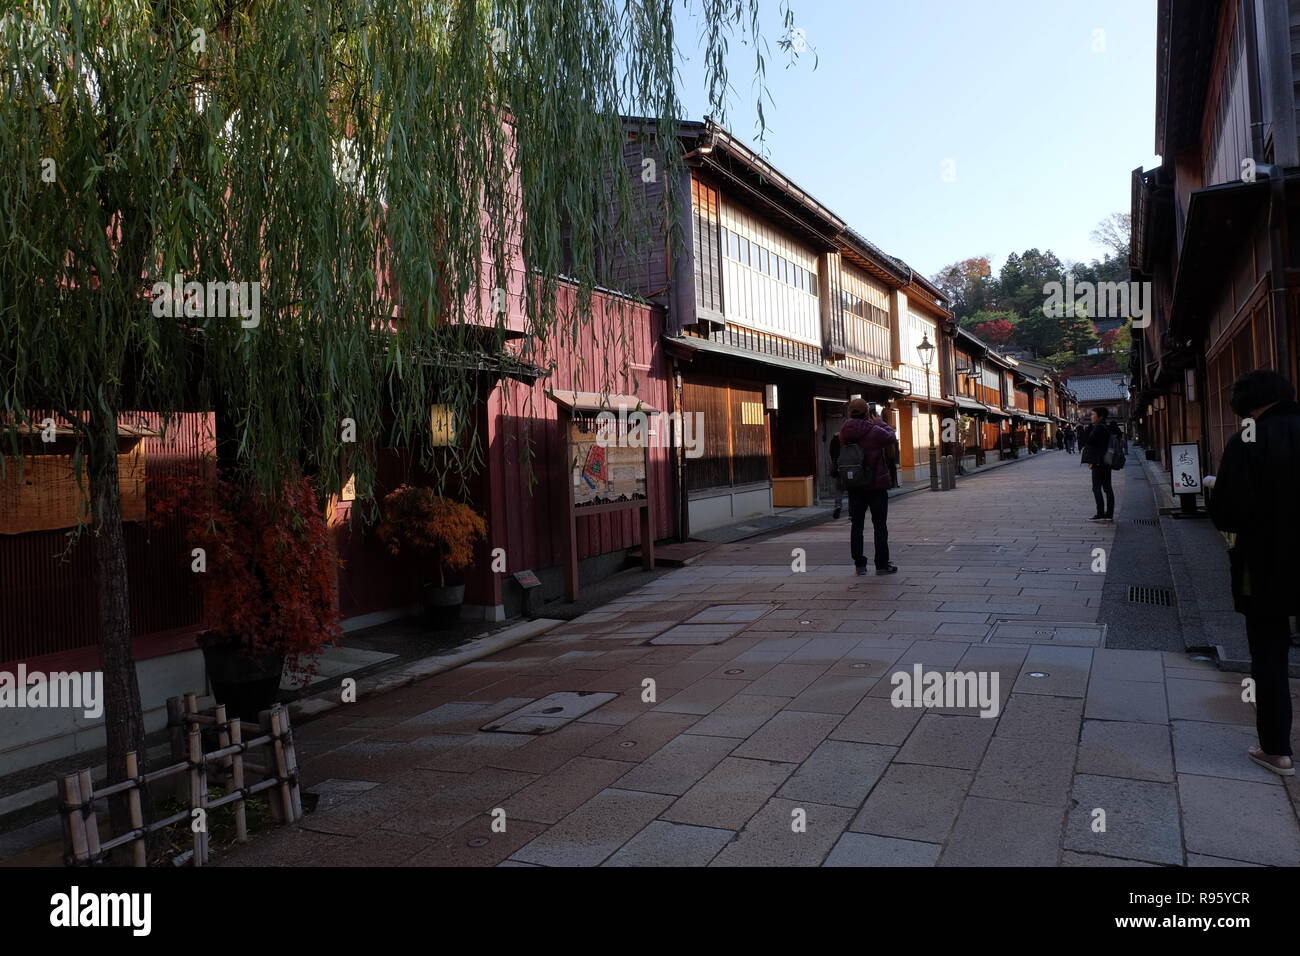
<box><xmin>374</xmin><ymin>485</ymin><xmax>487</xmax><ymax>586</ymax></box>
<box><xmin>148</xmin><ymin>467</ymin><xmax>342</xmax><ymax>670</ymax></box>
<box><xmin>973</xmin><ymin>319</ymin><xmax>1015</xmax><ymax>346</ymax></box>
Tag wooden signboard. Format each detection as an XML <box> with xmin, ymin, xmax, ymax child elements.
<box><xmin>548</xmin><ymin>390</ymin><xmax>656</xmax><ymax>600</ymax></box>
<box><xmin>1170</xmin><ymin>442</ymin><xmax>1202</xmax><ymax>494</ymax></box>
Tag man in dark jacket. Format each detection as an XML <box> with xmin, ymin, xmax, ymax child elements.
<box><xmin>1080</xmin><ymin>407</ymin><xmax>1117</xmax><ymax>520</ymax></box>
<box><xmin>1207</xmin><ymin>369</ymin><xmax>1299</xmax><ymax>776</ymax></box>
<box><xmin>839</xmin><ymin>397</ymin><xmax>898</xmax><ymax>576</ymax></box>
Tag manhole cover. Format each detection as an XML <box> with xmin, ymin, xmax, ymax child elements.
<box><xmin>1027</xmin><ymin>671</ymin><xmax>1050</xmax><ymax>678</ymax></box>
<box><xmin>481</xmin><ymin>692</ymin><xmax>616</xmax><ymax>734</ymax></box>
<box><xmin>984</xmin><ymin>621</ymin><xmax>1105</xmax><ymax>646</ymax></box>
<box><xmin>619</xmin><ymin>740</ymin><xmax>637</xmax><ymax>748</ymax></box>
<box><xmin>467</xmin><ymin>838</ymin><xmax>489</xmax><ymax>848</ymax></box>
<box><xmin>1127</xmin><ymin>585</ymin><xmax>1174</xmax><ymax>607</ymax></box>
<box><xmin>724</xmin><ymin>668</ymin><xmax>745</xmax><ymax>675</ymax></box>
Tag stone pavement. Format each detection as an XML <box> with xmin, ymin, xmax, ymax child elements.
<box><xmin>219</xmin><ymin>451</ymin><xmax>1300</xmax><ymax>867</ymax></box>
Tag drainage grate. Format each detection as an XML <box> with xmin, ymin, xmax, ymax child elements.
<box><xmin>1127</xmin><ymin>585</ymin><xmax>1174</xmax><ymax>607</ymax></box>
<box><xmin>1128</xmin><ymin>518</ymin><xmax>1159</xmax><ymax>527</ymax></box>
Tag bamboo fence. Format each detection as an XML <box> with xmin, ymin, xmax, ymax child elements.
<box><xmin>58</xmin><ymin>696</ymin><xmax>302</xmax><ymax>867</ymax></box>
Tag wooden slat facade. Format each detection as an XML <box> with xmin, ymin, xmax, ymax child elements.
<box><xmin>0</xmin><ymin>412</ymin><xmax>210</xmax><ymax>665</ymax></box>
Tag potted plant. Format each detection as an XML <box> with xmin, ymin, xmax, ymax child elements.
<box><xmin>374</xmin><ymin>485</ymin><xmax>487</xmax><ymax>628</ymax></box>
<box><xmin>149</xmin><ymin>468</ymin><xmax>342</xmax><ymax>718</ymax></box>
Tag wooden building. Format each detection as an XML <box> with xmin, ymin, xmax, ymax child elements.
<box><xmin>0</xmin><ymin>270</ymin><xmax>667</xmax><ymax>779</ymax></box>
<box><xmin>1130</xmin><ymin>0</ymin><xmax>1300</xmax><ymax>474</ymax></box>
<box><xmin>617</xmin><ymin>119</ymin><xmax>955</xmax><ymax>532</ymax></box>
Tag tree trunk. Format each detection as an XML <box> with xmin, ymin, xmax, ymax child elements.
<box><xmin>88</xmin><ymin>396</ymin><xmax>148</xmax><ymax>841</ymax></box>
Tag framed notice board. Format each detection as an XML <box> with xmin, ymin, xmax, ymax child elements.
<box><xmin>548</xmin><ymin>390</ymin><xmax>657</xmax><ymax>600</ymax></box>
<box><xmin>568</xmin><ymin>418</ymin><xmax>648</xmax><ymax>508</ymax></box>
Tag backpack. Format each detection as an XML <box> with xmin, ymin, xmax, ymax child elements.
<box><xmin>1103</xmin><ymin>431</ymin><xmax>1127</xmax><ymax>469</ymax></box>
<box><xmin>837</xmin><ymin>440</ymin><xmax>886</xmax><ymax>490</ymax></box>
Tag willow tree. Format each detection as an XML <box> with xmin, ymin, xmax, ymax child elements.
<box><xmin>0</xmin><ymin>0</ymin><xmax>801</xmax><ymax>824</ymax></box>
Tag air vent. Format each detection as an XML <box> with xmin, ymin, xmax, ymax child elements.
<box><xmin>1127</xmin><ymin>586</ymin><xmax>1174</xmax><ymax>607</ymax></box>
<box><xmin>1128</xmin><ymin>518</ymin><xmax>1159</xmax><ymax>527</ymax></box>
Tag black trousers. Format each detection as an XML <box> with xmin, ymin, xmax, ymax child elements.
<box><xmin>1090</xmin><ymin>464</ymin><xmax>1114</xmax><ymax>517</ymax></box>
<box><xmin>1245</xmin><ymin>612</ymin><xmax>1293</xmax><ymax>756</ymax></box>
<box><xmin>848</xmin><ymin>487</ymin><xmax>890</xmax><ymax>569</ymax></box>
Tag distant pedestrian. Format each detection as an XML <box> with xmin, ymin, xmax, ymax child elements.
<box><xmin>837</xmin><ymin>398</ymin><xmax>897</xmax><ymax>576</ymax></box>
<box><xmin>828</xmin><ymin>434</ymin><xmax>844</xmax><ymax>519</ymax></box>
<box><xmin>1064</xmin><ymin>427</ymin><xmax>1076</xmax><ymax>454</ymax></box>
<box><xmin>1081</xmin><ymin>406</ymin><xmax>1118</xmax><ymax>520</ymax></box>
<box><xmin>1074</xmin><ymin>421</ymin><xmax>1087</xmax><ymax>453</ymax></box>
<box><xmin>1207</xmin><ymin>369</ymin><xmax>1298</xmax><ymax>777</ymax></box>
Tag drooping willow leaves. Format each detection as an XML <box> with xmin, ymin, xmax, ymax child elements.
<box><xmin>0</xmin><ymin>0</ymin><xmax>805</xmax><ymax>508</ymax></box>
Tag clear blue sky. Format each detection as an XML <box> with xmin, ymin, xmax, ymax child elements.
<box><xmin>672</xmin><ymin>0</ymin><xmax>1160</xmax><ymax>279</ymax></box>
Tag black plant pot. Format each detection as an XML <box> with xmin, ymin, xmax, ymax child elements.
<box><xmin>199</xmin><ymin>636</ymin><xmax>285</xmax><ymax>721</ymax></box>
<box><xmin>422</xmin><ymin>582</ymin><xmax>465</xmax><ymax>630</ymax></box>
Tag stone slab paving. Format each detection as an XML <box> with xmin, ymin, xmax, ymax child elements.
<box><xmin>218</xmin><ymin>451</ymin><xmax>1300</xmax><ymax>867</ymax></box>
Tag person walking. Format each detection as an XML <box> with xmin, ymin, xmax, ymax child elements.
<box><xmin>828</xmin><ymin>433</ymin><xmax>844</xmax><ymax>519</ymax></box>
<box><xmin>837</xmin><ymin>398</ymin><xmax>897</xmax><ymax>576</ymax></box>
<box><xmin>1080</xmin><ymin>406</ymin><xmax>1117</xmax><ymax>521</ymax></box>
<box><xmin>1207</xmin><ymin>369</ymin><xmax>1299</xmax><ymax>776</ymax></box>
<box><xmin>1063</xmin><ymin>426</ymin><xmax>1076</xmax><ymax>455</ymax></box>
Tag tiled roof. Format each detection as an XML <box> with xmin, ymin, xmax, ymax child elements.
<box><xmin>1067</xmin><ymin>375</ymin><xmax>1126</xmax><ymax>402</ymax></box>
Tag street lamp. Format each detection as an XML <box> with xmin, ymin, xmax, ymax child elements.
<box><xmin>917</xmin><ymin>333</ymin><xmax>938</xmax><ymax>491</ymax></box>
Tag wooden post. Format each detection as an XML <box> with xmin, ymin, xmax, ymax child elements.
<box><xmin>229</xmin><ymin>719</ymin><xmax>248</xmax><ymax>843</ymax></box>
<box><xmin>77</xmin><ymin>769</ymin><xmax>101</xmax><ymax>864</ymax></box>
<box><xmin>124</xmin><ymin>752</ymin><xmax>147</xmax><ymax>867</ymax></box>
<box><xmin>259</xmin><ymin>708</ymin><xmax>287</xmax><ymax>824</ymax></box>
<box><xmin>188</xmin><ymin>724</ymin><xmax>208</xmax><ymax>866</ymax></box>
<box><xmin>214</xmin><ymin>703</ymin><xmax>232</xmax><ymax>774</ymax></box>
<box><xmin>59</xmin><ymin>773</ymin><xmax>89</xmax><ymax>866</ymax></box>
<box><xmin>269</xmin><ymin>706</ymin><xmax>295</xmax><ymax>823</ymax></box>
<box><xmin>640</xmin><ymin>444</ymin><xmax>655</xmax><ymax>571</ymax></box>
<box><xmin>565</xmin><ymin>412</ymin><xmax>580</xmax><ymax>601</ymax></box>
<box><xmin>279</xmin><ymin>709</ymin><xmax>304</xmax><ymax>822</ymax></box>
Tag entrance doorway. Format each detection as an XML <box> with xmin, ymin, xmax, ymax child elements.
<box><xmin>815</xmin><ymin>397</ymin><xmax>847</xmax><ymax>503</ymax></box>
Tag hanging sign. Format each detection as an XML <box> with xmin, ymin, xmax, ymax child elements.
<box><xmin>1170</xmin><ymin>442</ymin><xmax>1202</xmax><ymax>494</ymax></box>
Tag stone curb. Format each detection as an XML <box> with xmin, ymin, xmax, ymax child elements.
<box><xmin>1139</xmin><ymin>456</ymin><xmax>1212</xmax><ymax>654</ymax></box>
<box><xmin>287</xmin><ymin>617</ymin><xmax>565</xmax><ymax>724</ymax></box>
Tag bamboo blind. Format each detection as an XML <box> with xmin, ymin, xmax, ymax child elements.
<box><xmin>0</xmin><ymin>444</ymin><xmax>146</xmax><ymax>534</ymax></box>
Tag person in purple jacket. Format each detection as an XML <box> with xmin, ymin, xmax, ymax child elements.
<box><xmin>839</xmin><ymin>397</ymin><xmax>899</xmax><ymax>576</ymax></box>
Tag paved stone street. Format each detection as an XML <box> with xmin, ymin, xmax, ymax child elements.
<box><xmin>221</xmin><ymin>451</ymin><xmax>1300</xmax><ymax>867</ymax></box>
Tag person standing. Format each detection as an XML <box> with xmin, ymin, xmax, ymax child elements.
<box><xmin>1064</xmin><ymin>426</ymin><xmax>1076</xmax><ymax>454</ymax></box>
<box><xmin>838</xmin><ymin>398</ymin><xmax>897</xmax><ymax>576</ymax></box>
<box><xmin>1207</xmin><ymin>369</ymin><xmax>1299</xmax><ymax>776</ymax></box>
<box><xmin>1081</xmin><ymin>407</ymin><xmax>1116</xmax><ymax>520</ymax></box>
<box><xmin>828</xmin><ymin>433</ymin><xmax>844</xmax><ymax>519</ymax></box>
